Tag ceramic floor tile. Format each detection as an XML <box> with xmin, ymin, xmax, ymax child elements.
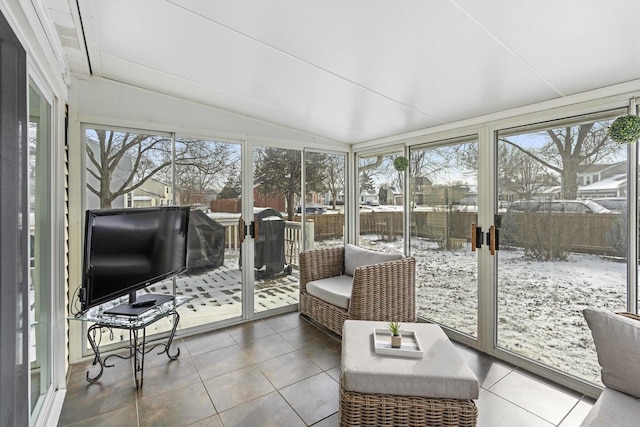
<box><xmin>57</xmin><ymin>374</ymin><xmax>138</xmax><ymax>425</ymax></box>
<box><xmin>558</xmin><ymin>397</ymin><xmax>595</xmax><ymax>426</ymax></box>
<box><xmin>183</xmin><ymin>329</ymin><xmax>236</xmax><ymax>357</ymax></box>
<box><xmin>218</xmin><ymin>391</ymin><xmax>305</xmax><ymax>427</ymax></box>
<box><xmin>65</xmin><ymin>360</ymin><xmax>111</xmax><ymax>392</ymax></box>
<box><xmin>227</xmin><ymin>319</ymin><xmax>277</xmax><ymax>343</ymax></box>
<box><xmin>263</xmin><ymin>311</ymin><xmax>307</xmax><ymax>332</ymax></box>
<box><xmin>238</xmin><ymin>333</ymin><xmax>296</xmax><ymax>363</ymax></box>
<box><xmin>185</xmin><ymin>414</ymin><xmax>224</xmax><ymax>427</ymax></box>
<box><xmin>59</xmin><ymin>314</ymin><xmax>601</xmax><ymax>427</ymax></box>
<box><xmin>58</xmin><ymin>404</ymin><xmax>138</xmax><ymax>427</ymax></box>
<box><xmin>67</xmin><ymin>348</ymin><xmax>136</xmax><ymax>392</ymax></box>
<box><xmin>203</xmin><ymin>365</ymin><xmax>275</xmax><ymax>412</ymax></box>
<box><xmin>280</xmin><ymin>323</ymin><xmax>337</xmax><ymax>350</ymax></box>
<box><xmin>477</xmin><ymin>390</ymin><xmax>554</xmax><ymax>427</ymax></box>
<box><xmin>310</xmin><ymin>413</ymin><xmax>339</xmax><ymax>427</ymax></box>
<box><xmin>461</xmin><ymin>351</ymin><xmax>515</xmax><ymax>389</ymax></box>
<box><xmin>325</xmin><ymin>366</ymin><xmax>341</xmax><ymax>382</ymax></box>
<box><xmin>137</xmin><ymin>382</ymin><xmax>216</xmax><ymax>427</ymax></box>
<box><xmin>192</xmin><ymin>344</ymin><xmax>253</xmax><ymax>380</ymax></box>
<box><xmin>299</xmin><ymin>338</ymin><xmax>341</xmax><ymax>371</ymax></box>
<box><xmin>135</xmin><ymin>356</ymin><xmax>201</xmax><ymax>398</ymax></box>
<box><xmin>141</xmin><ymin>337</ymin><xmax>185</xmax><ymax>369</ymax></box>
<box><xmin>257</xmin><ymin>350</ymin><xmax>322</xmax><ymax>389</ymax></box>
<box><xmin>280</xmin><ymin>372</ymin><xmax>339</xmax><ymax>425</ymax></box>
<box><xmin>488</xmin><ymin>369</ymin><xmax>582</xmax><ymax>425</ymax></box>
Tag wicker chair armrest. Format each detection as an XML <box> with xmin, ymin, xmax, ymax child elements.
<box><xmin>299</xmin><ymin>246</ymin><xmax>345</xmax><ymax>293</ymax></box>
<box><xmin>349</xmin><ymin>256</ymin><xmax>416</xmax><ymax>322</ymax></box>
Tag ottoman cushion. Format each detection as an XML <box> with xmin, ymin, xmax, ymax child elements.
<box><xmin>341</xmin><ymin>320</ymin><xmax>479</xmax><ymax>399</ymax></box>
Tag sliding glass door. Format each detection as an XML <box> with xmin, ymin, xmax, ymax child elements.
<box><xmin>81</xmin><ymin>130</ymin><xmax>339</xmax><ymax>339</ymax></box>
<box><xmin>495</xmin><ymin>113</ymin><xmax>628</xmax><ymax>384</ymax></box>
<box><xmin>251</xmin><ymin>145</ymin><xmax>302</xmax><ymax>313</ymax></box>
<box><xmin>174</xmin><ymin>137</ymin><xmax>243</xmax><ymax>325</ymax></box>
<box><xmin>83</xmin><ymin>127</ymin><xmax>244</xmax><ymax>343</ymax></box>
<box><xmin>410</xmin><ymin>138</ymin><xmax>479</xmax><ymax>338</ymax></box>
<box><xmin>405</xmin><ymin>111</ymin><xmax>633</xmax><ymax>389</ymax></box>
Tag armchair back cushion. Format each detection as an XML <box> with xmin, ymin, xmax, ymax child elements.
<box><xmin>583</xmin><ymin>308</ymin><xmax>640</xmax><ymax>398</ymax></box>
<box><xmin>344</xmin><ymin>243</ymin><xmax>402</xmax><ymax>276</ymax></box>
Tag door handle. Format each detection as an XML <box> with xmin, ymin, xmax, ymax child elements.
<box><xmin>471</xmin><ymin>224</ymin><xmax>483</xmax><ymax>251</ymax></box>
<box><xmin>488</xmin><ymin>225</ymin><xmax>497</xmax><ymax>255</ymax></box>
<box><xmin>239</xmin><ymin>219</ymin><xmax>245</xmax><ymax>243</ymax></box>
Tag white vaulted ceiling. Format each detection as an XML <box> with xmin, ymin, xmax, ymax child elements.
<box><xmin>44</xmin><ymin>0</ymin><xmax>640</xmax><ymax>144</ymax></box>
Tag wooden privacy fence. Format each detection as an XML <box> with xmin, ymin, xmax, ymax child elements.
<box><xmin>500</xmin><ymin>211</ymin><xmax>619</xmax><ymax>255</ymax></box>
<box><xmin>213</xmin><ymin>210</ymin><xmax>621</xmax><ymax>260</ymax></box>
<box><xmin>315</xmin><ymin>211</ymin><xmax>619</xmax><ymax>255</ymax></box>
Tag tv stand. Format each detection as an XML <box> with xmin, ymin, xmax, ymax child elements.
<box><xmin>103</xmin><ymin>293</ymin><xmax>175</xmax><ymax>316</ymax></box>
<box><xmin>72</xmin><ymin>295</ymin><xmax>189</xmax><ymax>389</ymax></box>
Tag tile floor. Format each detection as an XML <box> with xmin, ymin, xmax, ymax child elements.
<box><xmin>57</xmin><ymin>312</ymin><xmax>595</xmax><ymax>427</ymax></box>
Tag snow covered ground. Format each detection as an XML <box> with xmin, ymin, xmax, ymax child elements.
<box><xmin>367</xmin><ymin>236</ymin><xmax>626</xmax><ymax>385</ymax></box>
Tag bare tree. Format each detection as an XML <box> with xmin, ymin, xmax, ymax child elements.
<box><xmin>87</xmin><ymin>130</ymin><xmax>242</xmax><ymax>208</ymax></box>
<box><xmin>497</xmin><ymin>143</ymin><xmax>550</xmax><ymax>200</ymax></box>
<box><xmin>86</xmin><ymin>130</ymin><xmax>171</xmax><ymax>208</ymax></box>
<box><xmin>170</xmin><ymin>139</ymin><xmax>238</xmax><ymax>205</ymax></box>
<box><xmin>500</xmin><ymin>122</ymin><xmax>622</xmax><ymax>199</ymax></box>
<box><xmin>358</xmin><ymin>155</ymin><xmax>384</xmax><ymax>174</ymax></box>
<box><xmin>323</xmin><ymin>154</ymin><xmax>345</xmax><ymax>209</ymax></box>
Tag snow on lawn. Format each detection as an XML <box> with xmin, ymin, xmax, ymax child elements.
<box><xmin>364</xmin><ymin>235</ymin><xmax>627</xmax><ymax>385</ymax></box>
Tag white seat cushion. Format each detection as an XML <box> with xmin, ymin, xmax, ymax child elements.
<box><xmin>344</xmin><ymin>243</ymin><xmax>402</xmax><ymax>276</ymax></box>
<box><xmin>341</xmin><ymin>320</ymin><xmax>479</xmax><ymax>399</ymax></box>
<box><xmin>306</xmin><ymin>275</ymin><xmax>353</xmax><ymax>309</ymax></box>
<box><xmin>580</xmin><ymin>387</ymin><xmax>640</xmax><ymax>427</ymax></box>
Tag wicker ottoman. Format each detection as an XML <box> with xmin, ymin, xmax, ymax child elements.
<box><xmin>340</xmin><ymin>320</ymin><xmax>479</xmax><ymax>427</ymax></box>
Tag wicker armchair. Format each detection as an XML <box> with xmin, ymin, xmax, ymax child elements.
<box><xmin>298</xmin><ymin>245</ymin><xmax>416</xmax><ymax>335</ymax></box>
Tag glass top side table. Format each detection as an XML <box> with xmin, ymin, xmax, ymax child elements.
<box><xmin>70</xmin><ymin>295</ymin><xmax>190</xmax><ymax>389</ymax></box>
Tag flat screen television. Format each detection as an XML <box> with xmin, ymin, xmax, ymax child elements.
<box><xmin>80</xmin><ymin>206</ymin><xmax>190</xmax><ymax>315</ymax></box>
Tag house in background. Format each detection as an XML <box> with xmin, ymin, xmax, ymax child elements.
<box><xmin>577</xmin><ymin>162</ymin><xmax>627</xmax><ymax>199</ymax></box>
<box><xmin>578</xmin><ymin>174</ymin><xmax>627</xmax><ymax>199</ymax></box>
<box><xmin>125</xmin><ymin>181</ymin><xmax>173</xmax><ymax>208</ymax></box>
<box><xmin>577</xmin><ymin>161</ymin><xmax>626</xmax><ymax>186</ymax></box>
<box><xmin>411</xmin><ymin>176</ymin><xmax>433</xmax><ymax>206</ymax></box>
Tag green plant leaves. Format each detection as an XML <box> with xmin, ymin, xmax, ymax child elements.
<box><xmin>608</xmin><ymin>115</ymin><xmax>640</xmax><ymax>144</ymax></box>
<box><xmin>393</xmin><ymin>156</ymin><xmax>409</xmax><ymax>171</ymax></box>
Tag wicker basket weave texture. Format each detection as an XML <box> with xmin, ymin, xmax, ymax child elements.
<box><xmin>299</xmin><ymin>246</ymin><xmax>416</xmax><ymax>336</ymax></box>
<box><xmin>339</xmin><ymin>384</ymin><xmax>478</xmax><ymax>427</ymax></box>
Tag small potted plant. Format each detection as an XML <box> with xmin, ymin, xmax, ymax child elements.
<box><xmin>388</xmin><ymin>321</ymin><xmax>402</xmax><ymax>348</ymax></box>
<box><xmin>608</xmin><ymin>114</ymin><xmax>640</xmax><ymax>144</ymax></box>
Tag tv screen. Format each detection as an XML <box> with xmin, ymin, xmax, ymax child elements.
<box><xmin>80</xmin><ymin>206</ymin><xmax>190</xmax><ymax>313</ymax></box>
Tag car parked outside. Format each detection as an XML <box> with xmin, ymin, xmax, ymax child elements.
<box><xmin>506</xmin><ymin>199</ymin><xmax>611</xmax><ymax>214</ymax></box>
<box><xmin>296</xmin><ymin>203</ymin><xmax>326</xmax><ymax>214</ymax></box>
<box><xmin>590</xmin><ymin>197</ymin><xmax>626</xmax><ymax>213</ymax></box>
